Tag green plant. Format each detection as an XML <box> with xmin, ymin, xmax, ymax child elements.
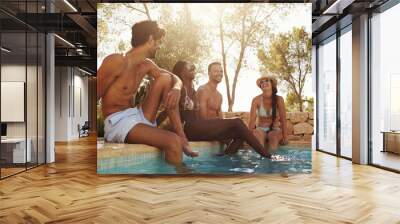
<box><xmin>258</xmin><ymin>26</ymin><xmax>311</xmax><ymax>112</ymax></box>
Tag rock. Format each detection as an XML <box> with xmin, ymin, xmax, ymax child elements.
<box><xmin>290</xmin><ymin>112</ymin><xmax>309</xmax><ymax>123</ymax></box>
<box><xmin>293</xmin><ymin>122</ymin><xmax>314</xmax><ymax>135</ymax></box>
<box><xmin>302</xmin><ymin>134</ymin><xmax>312</xmax><ymax>141</ymax></box>
<box><xmin>309</xmin><ymin>112</ymin><xmax>314</xmax><ymax>120</ymax></box>
<box><xmin>288</xmin><ymin>135</ymin><xmax>301</xmax><ymax>141</ymax></box>
<box><xmin>286</xmin><ymin>112</ymin><xmax>291</xmax><ymax>120</ymax></box>
<box><xmin>242</xmin><ymin>113</ymin><xmax>250</xmax><ymax>120</ymax></box>
<box><xmin>222</xmin><ymin>112</ymin><xmax>251</xmax><ymax>124</ymax></box>
<box><xmin>286</xmin><ymin>121</ymin><xmax>294</xmax><ymax>135</ymax></box>
<box><xmin>308</xmin><ymin>119</ymin><xmax>314</xmax><ymax>126</ymax></box>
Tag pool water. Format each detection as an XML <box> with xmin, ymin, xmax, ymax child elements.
<box><xmin>100</xmin><ymin>147</ymin><xmax>312</xmax><ymax>174</ymax></box>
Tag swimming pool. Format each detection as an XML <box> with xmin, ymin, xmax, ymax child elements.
<box><xmin>98</xmin><ymin>143</ymin><xmax>311</xmax><ymax>174</ymax></box>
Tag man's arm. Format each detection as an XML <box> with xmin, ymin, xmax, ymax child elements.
<box><xmin>218</xmin><ymin>109</ymin><xmax>223</xmax><ymax>119</ymax></box>
<box><xmin>197</xmin><ymin>88</ymin><xmax>209</xmax><ymax>120</ymax></box>
<box><xmin>97</xmin><ymin>54</ymin><xmax>124</xmax><ymax>100</ymax></box>
<box><xmin>144</xmin><ymin>59</ymin><xmax>182</xmax><ymax>109</ymax></box>
<box><xmin>218</xmin><ymin>93</ymin><xmax>223</xmax><ymax>119</ymax></box>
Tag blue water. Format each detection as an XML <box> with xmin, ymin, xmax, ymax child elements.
<box><xmin>100</xmin><ymin>147</ymin><xmax>312</xmax><ymax>174</ymax></box>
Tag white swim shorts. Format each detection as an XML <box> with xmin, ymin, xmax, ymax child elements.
<box><xmin>104</xmin><ymin>107</ymin><xmax>156</xmax><ymax>143</ymax></box>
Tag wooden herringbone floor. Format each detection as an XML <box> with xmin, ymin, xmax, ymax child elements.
<box><xmin>1</xmin><ymin>136</ymin><xmax>400</xmax><ymax>224</ymax></box>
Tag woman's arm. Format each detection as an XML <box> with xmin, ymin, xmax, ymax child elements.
<box><xmin>278</xmin><ymin>96</ymin><xmax>288</xmax><ymax>144</ymax></box>
<box><xmin>248</xmin><ymin>97</ymin><xmax>258</xmax><ymax>130</ymax></box>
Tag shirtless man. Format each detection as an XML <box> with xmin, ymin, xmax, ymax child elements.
<box><xmin>97</xmin><ymin>20</ymin><xmax>198</xmax><ymax>167</ymax></box>
<box><xmin>197</xmin><ymin>62</ymin><xmax>223</xmax><ymax>120</ymax></box>
<box><xmin>191</xmin><ymin>62</ymin><xmax>270</xmax><ymax>157</ymax></box>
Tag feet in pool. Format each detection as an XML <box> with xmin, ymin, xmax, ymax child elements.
<box><xmin>215</xmin><ymin>152</ymin><xmax>225</xmax><ymax>156</ymax></box>
<box><xmin>280</xmin><ymin>171</ymin><xmax>289</xmax><ymax>178</ymax></box>
<box><xmin>223</xmin><ymin>148</ymin><xmax>240</xmax><ymax>156</ymax></box>
<box><xmin>260</xmin><ymin>149</ymin><xmax>271</xmax><ymax>159</ymax></box>
<box><xmin>181</xmin><ymin>137</ymin><xmax>199</xmax><ymax>157</ymax></box>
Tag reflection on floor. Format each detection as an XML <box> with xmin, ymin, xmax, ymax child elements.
<box><xmin>373</xmin><ymin>150</ymin><xmax>400</xmax><ymax>171</ymax></box>
<box><xmin>0</xmin><ymin>162</ymin><xmax>44</xmax><ymax>179</ymax></box>
<box><xmin>0</xmin><ymin>167</ymin><xmax>25</xmax><ymax>177</ymax></box>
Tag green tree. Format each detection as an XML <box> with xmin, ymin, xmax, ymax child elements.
<box><xmin>304</xmin><ymin>96</ymin><xmax>314</xmax><ymax>112</ymax></box>
<box><xmin>155</xmin><ymin>4</ymin><xmax>209</xmax><ymax>71</ymax></box>
<box><xmin>285</xmin><ymin>93</ymin><xmax>314</xmax><ymax>113</ymax></box>
<box><xmin>218</xmin><ymin>4</ymin><xmax>286</xmax><ymax>112</ymax></box>
<box><xmin>285</xmin><ymin>92</ymin><xmax>297</xmax><ymax>112</ymax></box>
<box><xmin>258</xmin><ymin>26</ymin><xmax>311</xmax><ymax>112</ymax></box>
<box><xmin>123</xmin><ymin>3</ymin><xmax>152</xmax><ymax>20</ymax></box>
<box><xmin>135</xmin><ymin>4</ymin><xmax>209</xmax><ymax>108</ymax></box>
<box><xmin>98</xmin><ymin>3</ymin><xmax>156</xmax><ymax>59</ymax></box>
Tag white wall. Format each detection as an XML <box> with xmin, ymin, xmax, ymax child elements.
<box><xmin>54</xmin><ymin>67</ymin><xmax>89</xmax><ymax>141</ymax></box>
<box><xmin>55</xmin><ymin>67</ymin><xmax>69</xmax><ymax>141</ymax></box>
<box><xmin>70</xmin><ymin>73</ymin><xmax>89</xmax><ymax>138</ymax></box>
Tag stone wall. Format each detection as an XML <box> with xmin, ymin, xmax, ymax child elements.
<box><xmin>223</xmin><ymin>111</ymin><xmax>314</xmax><ymax>144</ymax></box>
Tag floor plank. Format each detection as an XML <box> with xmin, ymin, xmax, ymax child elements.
<box><xmin>0</xmin><ymin>136</ymin><xmax>399</xmax><ymax>223</ymax></box>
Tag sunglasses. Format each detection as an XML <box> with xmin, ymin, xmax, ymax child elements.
<box><xmin>259</xmin><ymin>79</ymin><xmax>272</xmax><ymax>86</ymax></box>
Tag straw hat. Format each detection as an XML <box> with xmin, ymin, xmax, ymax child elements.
<box><xmin>256</xmin><ymin>75</ymin><xmax>277</xmax><ymax>88</ymax></box>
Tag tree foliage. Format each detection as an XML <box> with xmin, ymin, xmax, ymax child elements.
<box><xmin>155</xmin><ymin>4</ymin><xmax>209</xmax><ymax>71</ymax></box>
<box><xmin>258</xmin><ymin>26</ymin><xmax>311</xmax><ymax>112</ymax></box>
<box><xmin>218</xmin><ymin>4</ymin><xmax>287</xmax><ymax>112</ymax></box>
<box><xmin>304</xmin><ymin>96</ymin><xmax>314</xmax><ymax>112</ymax></box>
<box><xmin>97</xmin><ymin>3</ymin><xmax>153</xmax><ymax>60</ymax></box>
<box><xmin>285</xmin><ymin>92</ymin><xmax>314</xmax><ymax>112</ymax></box>
<box><xmin>98</xmin><ymin>4</ymin><xmax>209</xmax><ymax>108</ymax></box>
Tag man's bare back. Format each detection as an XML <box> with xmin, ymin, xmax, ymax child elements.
<box><xmin>197</xmin><ymin>84</ymin><xmax>223</xmax><ymax>119</ymax></box>
<box><xmin>99</xmin><ymin>54</ymin><xmax>159</xmax><ymax>118</ymax></box>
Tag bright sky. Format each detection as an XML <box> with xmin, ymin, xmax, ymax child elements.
<box><xmin>98</xmin><ymin>3</ymin><xmax>312</xmax><ymax>112</ymax></box>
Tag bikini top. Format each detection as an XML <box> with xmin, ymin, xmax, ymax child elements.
<box><xmin>257</xmin><ymin>103</ymin><xmax>273</xmax><ymax>118</ymax></box>
<box><xmin>257</xmin><ymin>97</ymin><xmax>280</xmax><ymax>119</ymax></box>
<box><xmin>182</xmin><ymin>87</ymin><xmax>199</xmax><ymax>111</ymax></box>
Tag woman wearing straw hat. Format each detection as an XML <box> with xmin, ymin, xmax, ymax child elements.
<box><xmin>248</xmin><ymin>75</ymin><xmax>289</xmax><ymax>151</ymax></box>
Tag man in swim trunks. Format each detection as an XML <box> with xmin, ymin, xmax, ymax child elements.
<box><xmin>97</xmin><ymin>20</ymin><xmax>198</xmax><ymax>166</ymax></box>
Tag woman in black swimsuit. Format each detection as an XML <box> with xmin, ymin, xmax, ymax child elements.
<box><xmin>171</xmin><ymin>60</ymin><xmax>271</xmax><ymax>158</ymax></box>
